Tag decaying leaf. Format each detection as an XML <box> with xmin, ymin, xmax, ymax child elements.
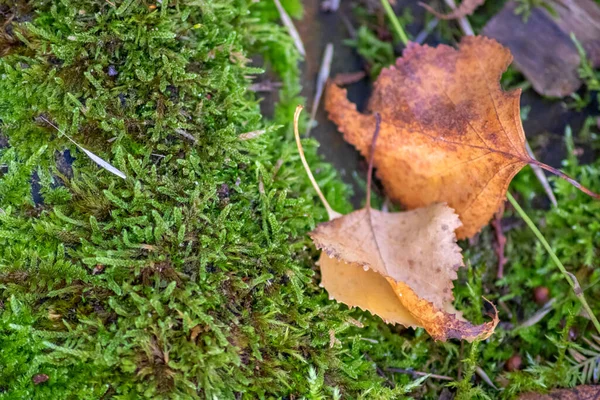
<box><xmin>518</xmin><ymin>385</ymin><xmax>600</xmax><ymax>399</ymax></box>
<box><xmin>294</xmin><ymin>106</ymin><xmax>498</xmax><ymax>341</ymax></box>
<box><xmin>325</xmin><ymin>36</ymin><xmax>600</xmax><ymax>239</ymax></box>
<box><xmin>420</xmin><ymin>0</ymin><xmax>484</xmax><ymax>20</ymax></box>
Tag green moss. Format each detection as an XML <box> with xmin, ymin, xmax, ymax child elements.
<box><xmin>0</xmin><ymin>1</ymin><xmax>388</xmax><ymax>398</ymax></box>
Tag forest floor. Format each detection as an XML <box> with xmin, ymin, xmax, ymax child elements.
<box><xmin>1</xmin><ymin>0</ymin><xmax>600</xmax><ymax>399</ymax></box>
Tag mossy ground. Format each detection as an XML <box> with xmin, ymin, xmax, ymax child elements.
<box><xmin>1</xmin><ymin>0</ymin><xmax>600</xmax><ymax>399</ymax></box>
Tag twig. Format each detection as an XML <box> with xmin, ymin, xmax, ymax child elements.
<box><xmin>366</xmin><ymin>113</ymin><xmax>382</xmax><ymax>209</ymax></box>
<box><xmin>386</xmin><ymin>367</ymin><xmax>452</xmax><ymax>381</ymax></box>
<box><xmin>249</xmin><ymin>80</ymin><xmax>282</xmax><ymax>92</ymax></box>
<box><xmin>414</xmin><ymin>18</ymin><xmax>439</xmax><ymax>44</ymax></box>
<box><xmin>526</xmin><ymin>141</ymin><xmax>558</xmax><ymax>207</ymax></box>
<box><xmin>273</xmin><ymin>0</ymin><xmax>306</xmax><ymax>57</ymax></box>
<box><xmin>379</xmin><ymin>0</ymin><xmax>409</xmax><ymax>46</ymax></box>
<box><xmin>306</xmin><ymin>43</ymin><xmax>334</xmax><ymax>137</ymax></box>
<box><xmin>340</xmin><ymin>13</ymin><xmax>357</xmax><ymax>39</ymax></box>
<box><xmin>332</xmin><ymin>71</ymin><xmax>366</xmax><ymax>86</ymax></box>
<box><xmin>444</xmin><ymin>0</ymin><xmax>474</xmax><ymax>36</ymax></box>
<box><xmin>365</xmin><ymin>354</ymin><xmax>395</xmax><ymax>387</ymax></box>
<box><xmin>175</xmin><ymin>128</ymin><xmax>197</xmax><ymax>143</ymax></box>
<box><xmin>506</xmin><ymin>192</ymin><xmax>600</xmax><ymax>335</ymax></box>
<box><xmin>359</xmin><ymin>337</ymin><xmax>378</xmax><ymax>344</ymax></box>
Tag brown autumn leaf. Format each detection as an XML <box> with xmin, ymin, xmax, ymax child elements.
<box><xmin>294</xmin><ymin>106</ymin><xmax>498</xmax><ymax>342</ymax></box>
<box><xmin>518</xmin><ymin>385</ymin><xmax>600</xmax><ymax>400</ymax></box>
<box><xmin>325</xmin><ymin>36</ymin><xmax>599</xmax><ymax>239</ymax></box>
<box><xmin>420</xmin><ymin>0</ymin><xmax>484</xmax><ymax>20</ymax></box>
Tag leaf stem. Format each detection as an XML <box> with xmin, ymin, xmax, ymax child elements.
<box><xmin>380</xmin><ymin>0</ymin><xmax>409</xmax><ymax>46</ymax></box>
<box><xmin>506</xmin><ymin>192</ymin><xmax>600</xmax><ymax>334</ymax></box>
<box><xmin>532</xmin><ymin>160</ymin><xmax>600</xmax><ymax>199</ymax></box>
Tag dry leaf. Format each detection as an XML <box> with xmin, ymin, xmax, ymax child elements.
<box><xmin>420</xmin><ymin>0</ymin><xmax>484</xmax><ymax>20</ymax></box>
<box><xmin>518</xmin><ymin>385</ymin><xmax>600</xmax><ymax>399</ymax></box>
<box><xmin>294</xmin><ymin>106</ymin><xmax>498</xmax><ymax>341</ymax></box>
<box><xmin>325</xmin><ymin>36</ymin><xmax>599</xmax><ymax>239</ymax></box>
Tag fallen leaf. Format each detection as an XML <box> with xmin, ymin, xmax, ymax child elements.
<box><xmin>518</xmin><ymin>385</ymin><xmax>600</xmax><ymax>399</ymax></box>
<box><xmin>325</xmin><ymin>36</ymin><xmax>600</xmax><ymax>239</ymax></box>
<box><xmin>294</xmin><ymin>105</ymin><xmax>498</xmax><ymax>341</ymax></box>
<box><xmin>420</xmin><ymin>0</ymin><xmax>484</xmax><ymax>20</ymax></box>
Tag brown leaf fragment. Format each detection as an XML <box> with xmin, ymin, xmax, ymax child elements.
<box><xmin>483</xmin><ymin>0</ymin><xmax>600</xmax><ymax>97</ymax></box>
<box><xmin>420</xmin><ymin>0</ymin><xmax>484</xmax><ymax>20</ymax></box>
<box><xmin>518</xmin><ymin>385</ymin><xmax>600</xmax><ymax>399</ymax></box>
<box><xmin>313</xmin><ymin>205</ymin><xmax>498</xmax><ymax>341</ymax></box>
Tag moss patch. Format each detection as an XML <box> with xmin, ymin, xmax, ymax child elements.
<box><xmin>0</xmin><ymin>1</ymin><xmax>391</xmax><ymax>398</ymax></box>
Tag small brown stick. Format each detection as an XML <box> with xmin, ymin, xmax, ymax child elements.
<box><xmin>491</xmin><ymin>205</ymin><xmax>507</xmax><ymax>279</ymax></box>
<box><xmin>249</xmin><ymin>80</ymin><xmax>282</xmax><ymax>92</ymax></box>
<box><xmin>175</xmin><ymin>128</ymin><xmax>197</xmax><ymax>143</ymax></box>
<box><xmin>365</xmin><ymin>354</ymin><xmax>395</xmax><ymax>387</ymax></box>
<box><xmin>443</xmin><ymin>0</ymin><xmax>475</xmax><ymax>36</ymax></box>
<box><xmin>332</xmin><ymin>71</ymin><xmax>366</xmax><ymax>86</ymax></box>
<box><xmin>366</xmin><ymin>113</ymin><xmax>382</xmax><ymax>209</ymax></box>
